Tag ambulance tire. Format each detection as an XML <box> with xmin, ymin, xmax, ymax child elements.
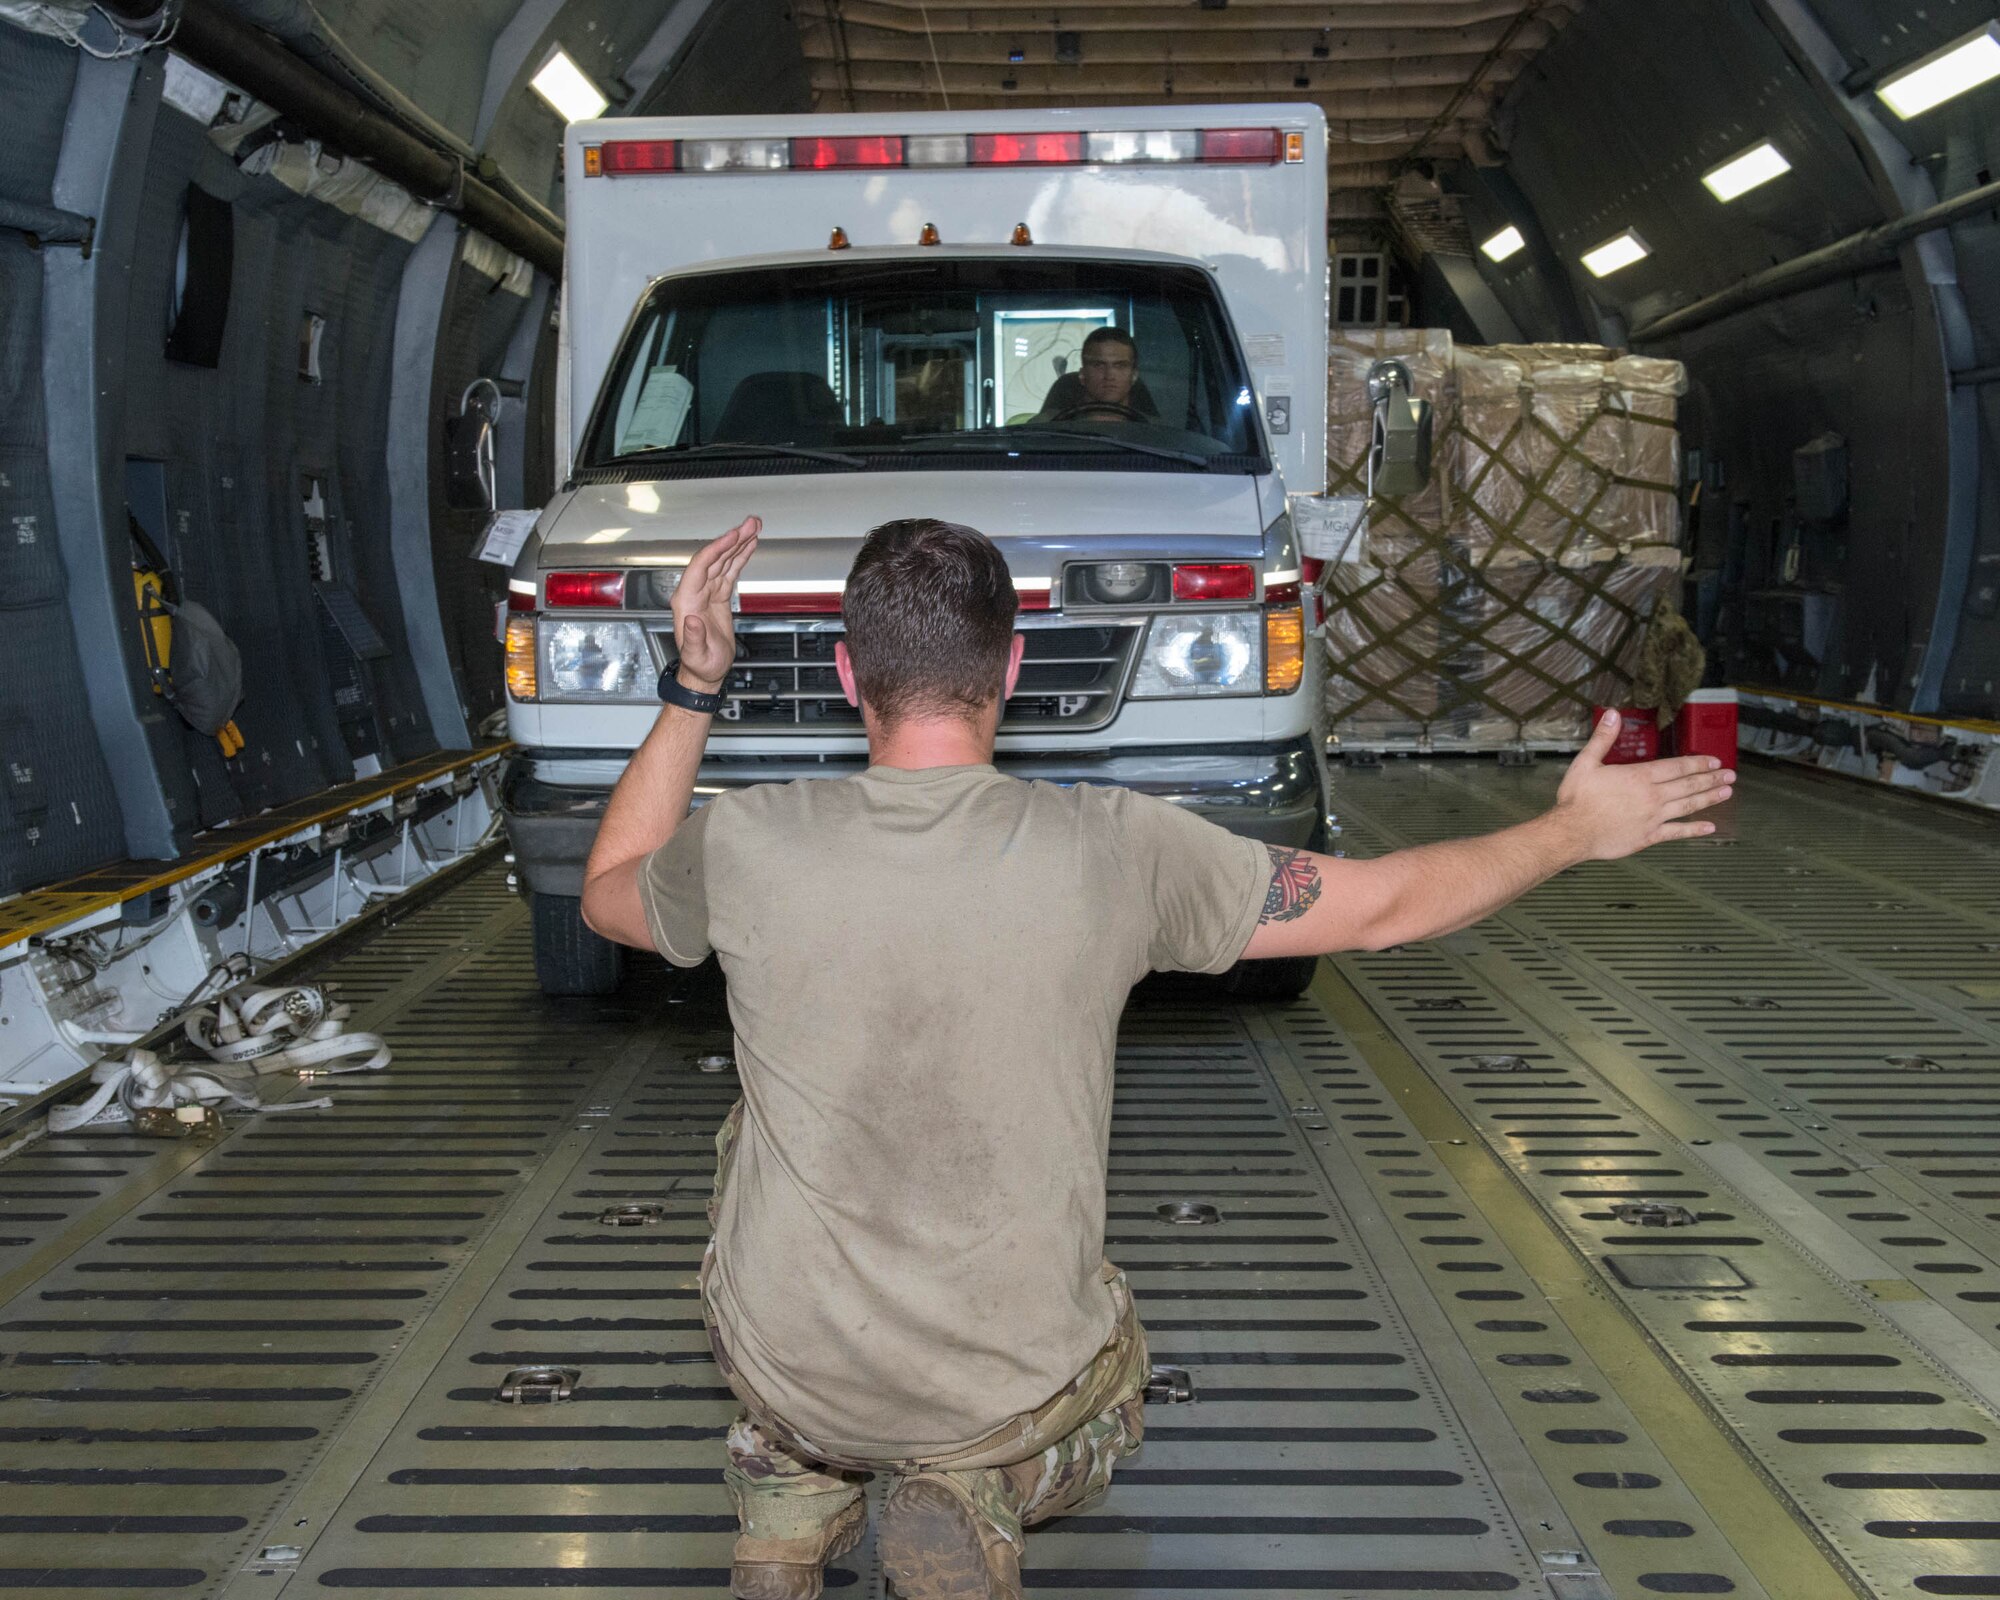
<box><xmin>533</xmin><ymin>893</ymin><xmax>627</xmax><ymax>996</ymax></box>
<box><xmin>1221</xmin><ymin>953</ymin><xmax>1319</xmax><ymax>1000</ymax></box>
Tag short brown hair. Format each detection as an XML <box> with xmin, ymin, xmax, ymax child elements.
<box><xmin>842</xmin><ymin>519</ymin><xmax>1019</xmax><ymax>726</ymax></box>
<box><xmin>1083</xmin><ymin>326</ymin><xmax>1137</xmax><ymax>363</ymax></box>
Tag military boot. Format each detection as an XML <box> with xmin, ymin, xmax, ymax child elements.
<box><xmin>878</xmin><ymin>1470</ymin><xmax>1025</xmax><ymax>1600</ymax></box>
<box><xmin>731</xmin><ymin>1494</ymin><xmax>867</xmax><ymax>1600</ymax></box>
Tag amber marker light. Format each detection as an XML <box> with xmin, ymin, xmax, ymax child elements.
<box><xmin>918</xmin><ymin>221</ymin><xmax>942</xmax><ymax>245</ymax></box>
<box><xmin>828</xmin><ymin>226</ymin><xmax>850</xmax><ymax>249</ymax></box>
<box><xmin>1264</xmin><ymin>583</ymin><xmax>1304</xmax><ymax>694</ymax></box>
<box><xmin>504</xmin><ymin>615</ymin><xmax>538</xmax><ymax>701</ymax></box>
<box><xmin>583</xmin><ymin>145</ymin><xmax>602</xmax><ymax>177</ymax></box>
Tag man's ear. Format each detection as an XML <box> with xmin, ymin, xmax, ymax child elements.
<box><xmin>834</xmin><ymin>640</ymin><xmax>861</xmax><ymax>708</ymax></box>
<box><xmin>1002</xmin><ymin>633</ymin><xmax>1027</xmax><ymax>700</ymax></box>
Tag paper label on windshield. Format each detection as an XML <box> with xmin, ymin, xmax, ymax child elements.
<box><xmin>619</xmin><ymin>365</ymin><xmax>694</xmax><ymax>453</ymax></box>
<box><xmin>1243</xmin><ymin>333</ymin><xmax>1287</xmax><ymax>368</ymax></box>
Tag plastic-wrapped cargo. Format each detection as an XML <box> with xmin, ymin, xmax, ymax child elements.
<box><xmin>1461</xmin><ymin>546</ymin><xmax>1685</xmax><ymax>744</ymax></box>
<box><xmin>1451</xmin><ymin>344</ymin><xmax>1684</xmax><ymax>562</ymax></box>
<box><xmin>1317</xmin><ymin>337</ymin><xmax>1688</xmax><ymax>749</ymax></box>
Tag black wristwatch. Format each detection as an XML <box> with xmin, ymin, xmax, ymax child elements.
<box><xmin>659</xmin><ymin>667</ymin><xmax>726</xmax><ymax>715</ymax></box>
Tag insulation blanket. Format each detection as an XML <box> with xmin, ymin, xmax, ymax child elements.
<box><xmin>1320</xmin><ymin>333</ymin><xmax>1687</xmax><ymax>748</ymax></box>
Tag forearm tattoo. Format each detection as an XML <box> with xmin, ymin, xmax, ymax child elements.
<box><xmin>1260</xmin><ymin>845</ymin><xmax>1323</xmax><ymax>924</ymax></box>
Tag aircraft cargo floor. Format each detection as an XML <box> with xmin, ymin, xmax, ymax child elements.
<box><xmin>3</xmin><ymin>757</ymin><xmax>1998</xmax><ymax>1600</ymax></box>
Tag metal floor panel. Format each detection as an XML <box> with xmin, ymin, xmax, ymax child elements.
<box><xmin>1327</xmin><ymin>756</ymin><xmax>2000</xmax><ymax>1598</ymax></box>
<box><xmin>1</xmin><ymin>771</ymin><xmax>1995</xmax><ymax>1599</ymax></box>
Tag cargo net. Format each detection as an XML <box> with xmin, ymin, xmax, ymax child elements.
<box><xmin>1317</xmin><ymin>333</ymin><xmax>1687</xmax><ymax>748</ymax></box>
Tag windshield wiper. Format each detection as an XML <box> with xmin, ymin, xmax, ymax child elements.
<box><xmin>904</xmin><ymin>426</ymin><xmax>1210</xmax><ymax>468</ymax></box>
<box><xmin>613</xmin><ymin>440</ymin><xmax>867</xmax><ymax>469</ymax></box>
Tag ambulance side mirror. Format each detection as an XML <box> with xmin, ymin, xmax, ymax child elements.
<box><xmin>1366</xmin><ymin>359</ymin><xmax>1433</xmax><ymax>498</ymax></box>
<box><xmin>445</xmin><ymin>378</ymin><xmax>502</xmax><ymax>512</ymax></box>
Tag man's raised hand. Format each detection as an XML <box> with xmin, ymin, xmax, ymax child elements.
<box><xmin>670</xmin><ymin>516</ymin><xmax>761</xmax><ymax>693</ymax></box>
<box><xmin>1550</xmin><ymin>709</ymin><xmax>1735</xmax><ymax>861</ymax></box>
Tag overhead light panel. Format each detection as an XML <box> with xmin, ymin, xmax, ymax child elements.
<box><xmin>1877</xmin><ymin>22</ymin><xmax>2000</xmax><ymax>118</ymax></box>
<box><xmin>531</xmin><ymin>48</ymin><xmax>607</xmax><ymax>123</ymax></box>
<box><xmin>1581</xmin><ymin>228</ymin><xmax>1650</xmax><ymax>278</ymax></box>
<box><xmin>1703</xmin><ymin>140</ymin><xmax>1791</xmax><ymax>201</ymax></box>
<box><xmin>1480</xmin><ymin>224</ymin><xmax>1526</xmax><ymax>262</ymax></box>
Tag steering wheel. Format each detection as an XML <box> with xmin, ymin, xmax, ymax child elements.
<box><xmin>1049</xmin><ymin>401</ymin><xmax>1149</xmax><ymax>423</ymax></box>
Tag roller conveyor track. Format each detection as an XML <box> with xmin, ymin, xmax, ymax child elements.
<box><xmin>0</xmin><ymin>757</ymin><xmax>1995</xmax><ymax>1600</ymax></box>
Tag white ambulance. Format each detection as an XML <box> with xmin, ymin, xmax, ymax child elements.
<box><xmin>503</xmin><ymin>105</ymin><xmax>1331</xmax><ymax>994</ymax></box>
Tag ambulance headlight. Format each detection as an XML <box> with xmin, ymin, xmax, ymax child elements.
<box><xmin>1130</xmin><ymin>611</ymin><xmax>1261</xmax><ymax>698</ymax></box>
<box><xmin>543</xmin><ymin>618</ymin><xmax>651</xmax><ymax>701</ymax></box>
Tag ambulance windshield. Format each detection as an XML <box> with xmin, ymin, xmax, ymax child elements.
<box><xmin>579</xmin><ymin>257</ymin><xmax>1265</xmax><ymax>474</ymax></box>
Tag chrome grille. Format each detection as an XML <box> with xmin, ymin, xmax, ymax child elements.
<box><xmin>648</xmin><ymin>620</ymin><xmax>1142</xmax><ymax>733</ymax></box>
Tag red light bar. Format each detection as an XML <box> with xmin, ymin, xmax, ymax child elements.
<box><xmin>794</xmin><ymin>135</ymin><xmax>904</xmax><ymax>170</ymax></box>
<box><xmin>544</xmin><ymin>571</ymin><xmax>627</xmax><ymax>607</ymax></box>
<box><xmin>507</xmin><ymin>589</ymin><xmax>536</xmax><ymax>612</ymax></box>
<box><xmin>598</xmin><ymin>139</ymin><xmax>677</xmax><ymax>175</ymax></box>
<box><xmin>739</xmin><ymin>591</ymin><xmax>844</xmax><ymax>615</ymax></box>
<box><xmin>1264</xmin><ymin>582</ymin><xmax>1301</xmax><ymax>607</ymax></box>
<box><xmin>1016</xmin><ymin>589</ymin><xmax>1051</xmax><ymax>612</ymax></box>
<box><xmin>1199</xmin><ymin>128</ymin><xmax>1282</xmax><ymax>164</ymax></box>
<box><xmin>1172</xmin><ymin>563</ymin><xmax>1255</xmax><ymax>603</ymax></box>
<box><xmin>971</xmin><ymin>132</ymin><xmax>1084</xmax><ymax>166</ymax></box>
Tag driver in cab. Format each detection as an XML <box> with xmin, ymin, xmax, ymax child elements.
<box><xmin>1035</xmin><ymin>327</ymin><xmax>1151</xmax><ymax>423</ymax></box>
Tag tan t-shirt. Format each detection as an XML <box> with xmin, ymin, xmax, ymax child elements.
<box><xmin>640</xmin><ymin>764</ymin><xmax>1269</xmax><ymax>1459</ymax></box>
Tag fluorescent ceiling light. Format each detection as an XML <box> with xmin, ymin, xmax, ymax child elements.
<box><xmin>531</xmin><ymin>48</ymin><xmax>607</xmax><ymax>123</ymax></box>
<box><xmin>1480</xmin><ymin>224</ymin><xmax>1526</xmax><ymax>262</ymax></box>
<box><xmin>1877</xmin><ymin>21</ymin><xmax>2000</xmax><ymax>118</ymax></box>
<box><xmin>1703</xmin><ymin>140</ymin><xmax>1791</xmax><ymax>201</ymax></box>
<box><xmin>1581</xmin><ymin>228</ymin><xmax>1650</xmax><ymax>278</ymax></box>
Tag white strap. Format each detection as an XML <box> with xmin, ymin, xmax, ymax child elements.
<box><xmin>47</xmin><ymin>978</ymin><xmax>390</xmax><ymax>1134</ymax></box>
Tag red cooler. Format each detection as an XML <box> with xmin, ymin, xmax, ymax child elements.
<box><xmin>1592</xmin><ymin>706</ymin><xmax>1658</xmax><ymax>764</ymax></box>
<box><xmin>1675</xmin><ymin>688</ymin><xmax>1739</xmax><ymax>765</ymax></box>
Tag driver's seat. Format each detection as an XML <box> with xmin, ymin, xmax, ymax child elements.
<box><xmin>1032</xmin><ymin>371</ymin><xmax>1158</xmax><ymax>420</ymax></box>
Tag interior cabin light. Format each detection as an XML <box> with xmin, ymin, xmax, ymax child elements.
<box><xmin>1480</xmin><ymin>224</ymin><xmax>1526</xmax><ymax>262</ymax></box>
<box><xmin>1581</xmin><ymin>228</ymin><xmax>1651</xmax><ymax>278</ymax></box>
<box><xmin>530</xmin><ymin>48</ymin><xmax>608</xmax><ymax>123</ymax></box>
<box><xmin>1702</xmin><ymin>140</ymin><xmax>1791</xmax><ymax>201</ymax></box>
<box><xmin>1877</xmin><ymin>22</ymin><xmax>2000</xmax><ymax>118</ymax></box>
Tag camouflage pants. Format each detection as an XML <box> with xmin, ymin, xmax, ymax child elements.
<box><xmin>704</xmin><ymin>1100</ymin><xmax>1149</xmax><ymax>1550</ymax></box>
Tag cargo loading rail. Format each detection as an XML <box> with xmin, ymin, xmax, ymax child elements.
<box><xmin>0</xmin><ymin>744</ymin><xmax>512</xmax><ymax>1134</ymax></box>
<box><xmin>2</xmin><ymin>758</ymin><xmax>1998</xmax><ymax>1598</ymax></box>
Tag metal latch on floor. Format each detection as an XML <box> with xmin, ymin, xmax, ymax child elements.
<box><xmin>696</xmin><ymin>1053</ymin><xmax>734</xmax><ymax>1074</ymax></box>
<box><xmin>1609</xmin><ymin>1200</ymin><xmax>1698</xmax><ymax>1228</ymax></box>
<box><xmin>1143</xmin><ymin>1365</ymin><xmax>1194</xmax><ymax>1405</ymax></box>
<box><xmin>1471</xmin><ymin>1054</ymin><xmax>1532</xmax><ymax>1073</ymax></box>
<box><xmin>597</xmin><ymin>1203</ymin><xmax>668</xmax><ymax>1227</ymax></box>
<box><xmin>499</xmin><ymin>1365</ymin><xmax>579</xmax><ymax>1403</ymax></box>
<box><xmin>1156</xmin><ymin>1202</ymin><xmax>1220</xmax><ymax>1226</ymax></box>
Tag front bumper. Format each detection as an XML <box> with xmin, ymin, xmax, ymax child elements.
<box><xmin>502</xmin><ymin>739</ymin><xmax>1326</xmax><ymax>896</ymax></box>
